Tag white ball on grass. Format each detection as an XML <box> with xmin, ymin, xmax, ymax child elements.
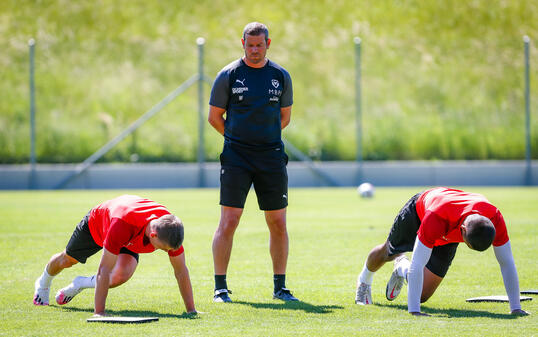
<box><xmin>357</xmin><ymin>182</ymin><xmax>375</xmax><ymax>198</ymax></box>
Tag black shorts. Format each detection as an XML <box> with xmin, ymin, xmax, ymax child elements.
<box><xmin>65</xmin><ymin>212</ymin><xmax>139</xmax><ymax>263</ymax></box>
<box><xmin>386</xmin><ymin>192</ymin><xmax>459</xmax><ymax>278</ymax></box>
<box><xmin>219</xmin><ymin>142</ymin><xmax>288</xmax><ymax>211</ymax></box>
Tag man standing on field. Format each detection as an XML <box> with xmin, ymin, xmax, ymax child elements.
<box><xmin>355</xmin><ymin>187</ymin><xmax>528</xmax><ymax>316</ymax></box>
<box><xmin>208</xmin><ymin>22</ymin><xmax>298</xmax><ymax>302</ymax></box>
<box><xmin>33</xmin><ymin>194</ymin><xmax>197</xmax><ymax>316</ymax></box>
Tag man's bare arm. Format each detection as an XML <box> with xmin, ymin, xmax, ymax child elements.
<box><xmin>281</xmin><ymin>105</ymin><xmax>292</xmax><ymax>130</ymax></box>
<box><xmin>169</xmin><ymin>253</ymin><xmax>196</xmax><ymax>313</ymax></box>
<box><xmin>94</xmin><ymin>248</ymin><xmax>118</xmax><ymax>315</ymax></box>
<box><xmin>208</xmin><ymin>105</ymin><xmax>226</xmax><ymax>135</ymax></box>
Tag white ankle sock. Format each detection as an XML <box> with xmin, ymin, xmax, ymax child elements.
<box><xmin>39</xmin><ymin>267</ymin><xmax>54</xmax><ymax>288</ymax></box>
<box><xmin>358</xmin><ymin>263</ymin><xmax>375</xmax><ymax>285</ymax></box>
<box><xmin>78</xmin><ymin>275</ymin><xmax>96</xmax><ymax>289</ymax></box>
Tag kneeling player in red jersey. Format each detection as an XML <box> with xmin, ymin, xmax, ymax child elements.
<box><xmin>355</xmin><ymin>187</ymin><xmax>529</xmax><ymax>316</ymax></box>
<box><xmin>33</xmin><ymin>195</ymin><xmax>197</xmax><ymax>316</ymax></box>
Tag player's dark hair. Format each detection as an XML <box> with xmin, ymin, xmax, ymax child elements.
<box><xmin>243</xmin><ymin>22</ymin><xmax>269</xmax><ymax>42</ymax></box>
<box><xmin>464</xmin><ymin>214</ymin><xmax>496</xmax><ymax>251</ymax></box>
<box><xmin>154</xmin><ymin>214</ymin><xmax>184</xmax><ymax>250</ymax></box>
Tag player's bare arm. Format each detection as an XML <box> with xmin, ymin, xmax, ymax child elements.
<box><xmin>208</xmin><ymin>105</ymin><xmax>226</xmax><ymax>135</ymax></box>
<box><xmin>94</xmin><ymin>248</ymin><xmax>118</xmax><ymax>315</ymax></box>
<box><xmin>281</xmin><ymin>105</ymin><xmax>291</xmax><ymax>130</ymax></box>
<box><xmin>169</xmin><ymin>253</ymin><xmax>196</xmax><ymax>313</ymax></box>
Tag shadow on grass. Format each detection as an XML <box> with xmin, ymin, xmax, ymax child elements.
<box><xmin>375</xmin><ymin>303</ymin><xmax>517</xmax><ymax>319</ymax></box>
<box><xmin>233</xmin><ymin>300</ymin><xmax>344</xmax><ymax>314</ymax></box>
<box><xmin>49</xmin><ymin>305</ymin><xmax>199</xmax><ymax>319</ymax></box>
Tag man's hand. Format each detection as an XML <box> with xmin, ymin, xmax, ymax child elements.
<box><xmin>187</xmin><ymin>310</ymin><xmax>205</xmax><ymax>316</ymax></box>
<box><xmin>511</xmin><ymin>309</ymin><xmax>529</xmax><ymax>315</ymax></box>
<box><xmin>410</xmin><ymin>311</ymin><xmax>431</xmax><ymax>317</ymax></box>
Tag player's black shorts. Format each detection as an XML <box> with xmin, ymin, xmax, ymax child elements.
<box><xmin>386</xmin><ymin>192</ymin><xmax>459</xmax><ymax>278</ymax></box>
<box><xmin>65</xmin><ymin>212</ymin><xmax>139</xmax><ymax>263</ymax></box>
<box><xmin>219</xmin><ymin>142</ymin><xmax>288</xmax><ymax>211</ymax></box>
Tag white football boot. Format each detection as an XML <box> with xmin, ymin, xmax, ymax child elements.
<box><xmin>55</xmin><ymin>276</ymin><xmax>86</xmax><ymax>305</ymax></box>
<box><xmin>33</xmin><ymin>278</ymin><xmax>50</xmax><ymax>306</ymax></box>
<box><xmin>355</xmin><ymin>282</ymin><xmax>373</xmax><ymax>305</ymax></box>
<box><xmin>386</xmin><ymin>255</ymin><xmax>409</xmax><ymax>301</ymax></box>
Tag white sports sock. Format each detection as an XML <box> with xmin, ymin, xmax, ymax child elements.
<box><xmin>39</xmin><ymin>267</ymin><xmax>54</xmax><ymax>288</ymax></box>
<box><xmin>396</xmin><ymin>257</ymin><xmax>411</xmax><ymax>280</ymax></box>
<box><xmin>78</xmin><ymin>275</ymin><xmax>97</xmax><ymax>289</ymax></box>
<box><xmin>358</xmin><ymin>263</ymin><xmax>375</xmax><ymax>285</ymax></box>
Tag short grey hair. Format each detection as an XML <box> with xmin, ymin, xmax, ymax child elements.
<box><xmin>242</xmin><ymin>22</ymin><xmax>269</xmax><ymax>42</ymax></box>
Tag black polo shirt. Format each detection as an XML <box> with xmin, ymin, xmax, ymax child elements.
<box><xmin>209</xmin><ymin>58</ymin><xmax>293</xmax><ymax>149</ymax></box>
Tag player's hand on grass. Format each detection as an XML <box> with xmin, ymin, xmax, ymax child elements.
<box><xmin>511</xmin><ymin>309</ymin><xmax>529</xmax><ymax>316</ymax></box>
<box><xmin>187</xmin><ymin>310</ymin><xmax>206</xmax><ymax>315</ymax></box>
<box><xmin>410</xmin><ymin>311</ymin><xmax>430</xmax><ymax>317</ymax></box>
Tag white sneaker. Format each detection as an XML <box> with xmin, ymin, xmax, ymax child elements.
<box><xmin>55</xmin><ymin>276</ymin><xmax>85</xmax><ymax>305</ymax></box>
<box><xmin>33</xmin><ymin>278</ymin><xmax>49</xmax><ymax>306</ymax></box>
<box><xmin>213</xmin><ymin>289</ymin><xmax>232</xmax><ymax>303</ymax></box>
<box><xmin>386</xmin><ymin>255</ymin><xmax>408</xmax><ymax>301</ymax></box>
<box><xmin>355</xmin><ymin>282</ymin><xmax>372</xmax><ymax>305</ymax></box>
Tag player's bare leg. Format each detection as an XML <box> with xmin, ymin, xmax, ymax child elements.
<box><xmin>366</xmin><ymin>241</ymin><xmax>401</xmax><ymax>272</ymax></box>
<box><xmin>213</xmin><ymin>206</ymin><xmax>243</xmax><ymax>275</ymax></box>
<box><xmin>265</xmin><ymin>208</ymin><xmax>297</xmax><ymax>301</ymax></box>
<box><xmin>34</xmin><ymin>251</ymin><xmax>78</xmax><ymax>305</ymax></box>
<box><xmin>420</xmin><ymin>267</ymin><xmax>443</xmax><ymax>302</ymax></box>
<box><xmin>56</xmin><ymin>254</ymin><xmax>138</xmax><ymax>305</ymax></box>
<box><xmin>48</xmin><ymin>251</ymin><xmax>79</xmax><ymax>275</ymax></box>
<box><xmin>109</xmin><ymin>254</ymin><xmax>138</xmax><ymax>287</ymax></box>
<box><xmin>212</xmin><ymin>206</ymin><xmax>242</xmax><ymax>302</ymax></box>
<box><xmin>265</xmin><ymin>208</ymin><xmax>288</xmax><ymax>275</ymax></box>
<box><xmin>356</xmin><ymin>241</ymin><xmax>402</xmax><ymax>305</ymax></box>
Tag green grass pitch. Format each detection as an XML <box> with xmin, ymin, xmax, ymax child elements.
<box><xmin>0</xmin><ymin>187</ymin><xmax>536</xmax><ymax>336</ymax></box>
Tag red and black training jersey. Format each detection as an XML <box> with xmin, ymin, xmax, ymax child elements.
<box><xmin>88</xmin><ymin>195</ymin><xmax>184</xmax><ymax>257</ymax></box>
<box><xmin>416</xmin><ymin>187</ymin><xmax>509</xmax><ymax>248</ymax></box>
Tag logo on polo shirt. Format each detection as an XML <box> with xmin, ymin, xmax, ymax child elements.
<box><xmin>269</xmin><ymin>79</ymin><xmax>281</xmax><ymax>96</ymax></box>
<box><xmin>232</xmin><ymin>78</ymin><xmax>248</xmax><ymax>94</ymax></box>
<box><xmin>268</xmin><ymin>89</ymin><xmax>282</xmax><ymax>96</ymax></box>
<box><xmin>232</xmin><ymin>86</ymin><xmax>248</xmax><ymax>94</ymax></box>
